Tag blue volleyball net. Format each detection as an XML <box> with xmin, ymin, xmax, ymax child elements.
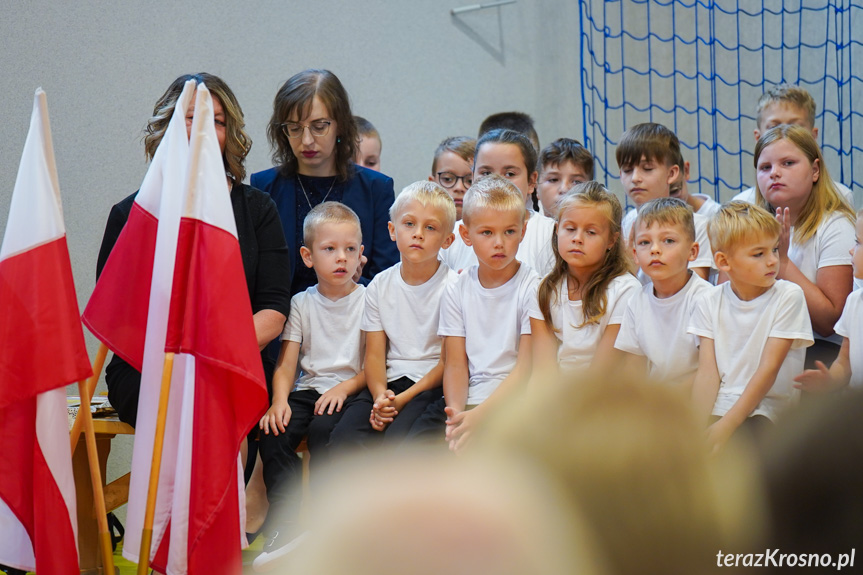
<box><xmin>579</xmin><ymin>0</ymin><xmax>862</xmax><ymax>205</ymax></box>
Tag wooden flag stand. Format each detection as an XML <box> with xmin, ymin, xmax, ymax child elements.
<box><xmin>69</xmin><ymin>342</ymin><xmax>115</xmax><ymax>574</ymax></box>
<box><xmin>136</xmin><ymin>352</ymin><xmax>175</xmax><ymax>575</ymax></box>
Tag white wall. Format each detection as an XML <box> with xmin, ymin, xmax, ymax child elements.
<box><xmin>0</xmin><ymin>0</ymin><xmax>583</xmax><ymax>515</ymax></box>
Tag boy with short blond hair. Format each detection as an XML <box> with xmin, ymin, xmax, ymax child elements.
<box><xmin>616</xmin><ymin>123</ymin><xmax>714</xmax><ymax>280</ymax></box>
<box><xmin>615</xmin><ymin>198</ymin><xmax>712</xmax><ymax>390</ymax></box>
<box><xmin>689</xmin><ymin>202</ymin><xmax>813</xmax><ymax>453</ymax></box>
<box><xmin>733</xmin><ymin>85</ymin><xmax>854</xmax><ymax>206</ymax></box>
<box><xmin>536</xmin><ymin>138</ymin><xmax>595</xmax><ymax>217</ymax></box>
<box><xmin>329</xmin><ymin>181</ymin><xmax>458</xmax><ymax>448</ymax></box>
<box><xmin>258</xmin><ymin>201</ymin><xmax>367</xmax><ymax>556</ymax></box>
<box><xmin>410</xmin><ymin>174</ymin><xmax>538</xmax><ymax>451</ymax></box>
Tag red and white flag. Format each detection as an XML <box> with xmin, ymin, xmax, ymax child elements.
<box><xmin>82</xmin><ymin>79</ymin><xmax>195</xmax><ymax>572</ymax></box>
<box><xmin>158</xmin><ymin>83</ymin><xmax>267</xmax><ymax>575</ymax></box>
<box><xmin>0</xmin><ymin>88</ymin><xmax>91</xmax><ymax>574</ymax></box>
<box><xmin>83</xmin><ymin>82</ymin><xmax>266</xmax><ymax>574</ymax></box>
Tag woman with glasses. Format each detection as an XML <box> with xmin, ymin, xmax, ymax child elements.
<box><xmin>251</xmin><ymin>69</ymin><xmax>399</xmax><ymax>297</ymax></box>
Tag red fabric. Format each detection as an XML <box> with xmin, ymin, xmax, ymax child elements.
<box><xmin>163</xmin><ymin>217</ymin><xmax>267</xmax><ymax>573</ymax></box>
<box><xmin>82</xmin><ymin>201</ymin><xmax>158</xmax><ymax>371</ymax></box>
<box><xmin>0</xmin><ymin>399</ymin><xmax>80</xmax><ymax>575</ymax></box>
<box><xmin>0</xmin><ymin>237</ymin><xmax>92</xmax><ymax>410</ymax></box>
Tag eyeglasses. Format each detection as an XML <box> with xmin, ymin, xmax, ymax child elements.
<box><xmin>281</xmin><ymin>120</ymin><xmax>333</xmax><ymax>139</ymax></box>
<box><xmin>436</xmin><ymin>172</ymin><xmax>473</xmax><ymax>189</ymax></box>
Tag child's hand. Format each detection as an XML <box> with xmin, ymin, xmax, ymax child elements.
<box><xmin>260</xmin><ymin>401</ymin><xmax>291</xmax><ymax>436</ymax></box>
<box><xmin>315</xmin><ymin>387</ymin><xmax>348</xmax><ymax>415</ymax></box>
<box><xmin>352</xmin><ymin>255</ymin><xmax>369</xmax><ymax>283</ymax></box>
<box><xmin>775</xmin><ymin>207</ymin><xmax>791</xmax><ymax>270</ymax></box>
<box><xmin>794</xmin><ymin>361</ymin><xmax>839</xmax><ymax>394</ymax></box>
<box><xmin>444</xmin><ymin>406</ymin><xmax>478</xmax><ymax>453</ymax></box>
<box><xmin>370</xmin><ymin>390</ymin><xmax>398</xmax><ymax>431</ymax></box>
<box><xmin>706</xmin><ymin>417</ymin><xmax>736</xmax><ymax>455</ymax></box>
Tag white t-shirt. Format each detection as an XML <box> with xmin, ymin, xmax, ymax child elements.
<box><xmin>529</xmin><ymin>273</ymin><xmax>641</xmax><ymax>371</ymax></box>
<box><xmin>362</xmin><ymin>261</ymin><xmax>457</xmax><ymax>383</ymax></box>
<box><xmin>731</xmin><ymin>181</ymin><xmax>855</xmax><ymax>207</ymax></box>
<box><xmin>282</xmin><ymin>285</ymin><xmax>366</xmax><ymax>394</ymax></box>
<box><xmin>438</xmin><ymin>263</ymin><xmax>539</xmax><ymax>405</ymax></box>
<box><xmin>788</xmin><ymin>211</ymin><xmax>856</xmax><ymax>344</ymax></box>
<box><xmin>834</xmin><ymin>289</ymin><xmax>863</xmax><ymax>388</ymax></box>
<box><xmin>693</xmin><ymin>194</ymin><xmax>721</xmax><ymax>218</ymax></box>
<box><xmin>688</xmin><ymin>281</ymin><xmax>813</xmax><ymax>420</ymax></box>
<box><xmin>440</xmin><ymin>211</ymin><xmax>555</xmax><ymax>277</ymax></box>
<box><xmin>624</xmin><ymin>207</ymin><xmax>715</xmax><ymax>284</ymax></box>
<box><xmin>615</xmin><ymin>272</ymin><xmax>712</xmax><ymax>387</ymax></box>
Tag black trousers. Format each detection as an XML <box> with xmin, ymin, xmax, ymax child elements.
<box><xmin>258</xmin><ymin>388</ymin><xmax>359</xmax><ymax>522</ymax></box>
<box><xmin>405</xmin><ymin>396</ymin><xmax>448</xmax><ymax>445</ymax></box>
<box><xmin>329</xmin><ymin>377</ymin><xmax>442</xmax><ymax>451</ymax></box>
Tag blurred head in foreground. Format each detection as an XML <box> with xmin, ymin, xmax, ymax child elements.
<box><xmin>479</xmin><ymin>368</ymin><xmax>766</xmax><ymax>575</ymax></box>
<box><xmin>761</xmin><ymin>390</ymin><xmax>863</xmax><ymax>567</ymax></box>
<box><xmin>271</xmin><ymin>449</ymin><xmax>605</xmax><ymax>575</ymax></box>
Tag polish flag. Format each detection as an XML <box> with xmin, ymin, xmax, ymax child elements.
<box><xmin>155</xmin><ymin>83</ymin><xmax>267</xmax><ymax>575</ymax></box>
<box><xmin>82</xmin><ymin>79</ymin><xmax>195</xmax><ymax>571</ymax></box>
<box><xmin>0</xmin><ymin>89</ymin><xmax>91</xmax><ymax>574</ymax></box>
<box><xmin>82</xmin><ymin>82</ymin><xmax>266</xmax><ymax>574</ymax></box>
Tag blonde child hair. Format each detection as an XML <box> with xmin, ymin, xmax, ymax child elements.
<box><xmin>754</xmin><ymin>125</ymin><xmax>855</xmax><ymax>245</ymax></box>
<box><xmin>538</xmin><ymin>182</ymin><xmax>633</xmax><ymax>328</ymax></box>
<box><xmin>707</xmin><ymin>201</ymin><xmax>780</xmax><ymax>255</ymax></box>
<box><xmin>635</xmin><ymin>197</ymin><xmax>695</xmax><ymax>243</ymax></box>
<box><xmin>302</xmin><ymin>201</ymin><xmax>362</xmax><ymax>246</ymax></box>
<box><xmin>755</xmin><ymin>85</ymin><xmax>817</xmax><ymax>129</ymax></box>
<box><xmin>390</xmin><ymin>181</ymin><xmax>457</xmax><ymax>234</ymax></box>
<box><xmin>460</xmin><ymin>174</ymin><xmax>526</xmax><ymax>225</ymax></box>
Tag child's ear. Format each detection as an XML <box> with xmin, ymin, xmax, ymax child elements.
<box><xmin>689</xmin><ymin>241</ymin><xmax>700</xmax><ymax>263</ymax></box>
<box><xmin>811</xmin><ymin>125</ymin><xmax>819</xmax><ymax>140</ymax></box>
<box><xmin>359</xmin><ymin>244</ymin><xmax>365</xmax><ymax>257</ymax></box>
<box><xmin>388</xmin><ymin>221</ymin><xmax>396</xmax><ymax>242</ymax></box>
<box><xmin>300</xmin><ymin>246</ymin><xmax>314</xmax><ymax>269</ymax></box>
<box><xmin>520</xmin><ymin>217</ymin><xmax>529</xmax><ymax>241</ymax></box>
<box><xmin>441</xmin><ymin>232</ymin><xmax>455</xmax><ymax>250</ymax></box>
<box><xmin>683</xmin><ymin>160</ymin><xmax>691</xmax><ymax>179</ymax></box>
<box><xmin>459</xmin><ymin>222</ymin><xmax>472</xmax><ymax>246</ymax></box>
<box><xmin>666</xmin><ymin>164</ymin><xmax>680</xmax><ymax>186</ymax></box>
<box><xmin>753</xmin><ymin>128</ymin><xmax>762</xmax><ymax>142</ymax></box>
<box><xmin>713</xmin><ymin>250</ymin><xmax>730</xmax><ymax>272</ymax></box>
<box><xmin>811</xmin><ymin>157</ymin><xmax>820</xmax><ymax>184</ymax></box>
<box><xmin>428</xmin><ymin>175</ymin><xmax>435</xmax><ymax>183</ymax></box>
<box><xmin>528</xmin><ymin>170</ymin><xmax>539</xmax><ymax>193</ymax></box>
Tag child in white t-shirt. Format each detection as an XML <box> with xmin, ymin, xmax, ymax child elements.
<box><xmin>615</xmin><ymin>123</ymin><xmax>713</xmax><ymax>281</ymax></box>
<box><xmin>752</xmin><ymin>124</ymin><xmax>856</xmax><ymax>368</ymax></box>
<box><xmin>690</xmin><ymin>202</ymin><xmax>813</xmax><ymax>453</ymax></box>
<box><xmin>615</xmin><ymin>198</ymin><xmax>711</xmax><ymax>390</ymax></box>
<box><xmin>329</xmin><ymin>182</ymin><xmax>458</xmax><ymax>448</ymax></box>
<box><xmin>440</xmin><ymin>129</ymin><xmax>555</xmax><ymax>276</ymax></box>
<box><xmin>258</xmin><ymin>202</ymin><xmax>367</xmax><ymax>555</ymax></box>
<box><xmin>529</xmin><ymin>181</ymin><xmax>640</xmax><ymax>377</ymax></box>
<box><xmin>795</xmin><ymin>210</ymin><xmax>863</xmax><ymax>391</ymax></box>
<box><xmin>423</xmin><ymin>175</ymin><xmax>538</xmax><ymax>452</ymax></box>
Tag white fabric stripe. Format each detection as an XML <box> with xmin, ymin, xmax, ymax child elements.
<box><xmin>0</xmin><ymin>90</ymin><xmax>64</xmax><ymax>262</ymax></box>
<box><xmin>0</xmin><ymin>499</ymin><xmax>35</xmax><ymax>571</ymax></box>
<box><xmin>166</xmin><ymin>354</ymin><xmax>195</xmax><ymax>575</ymax></box>
<box><xmin>35</xmin><ymin>387</ymin><xmax>78</xmax><ymax>542</ymax></box>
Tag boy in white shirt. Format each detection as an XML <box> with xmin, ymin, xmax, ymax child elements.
<box><xmin>329</xmin><ymin>182</ymin><xmax>458</xmax><ymax>448</ymax></box>
<box><xmin>258</xmin><ymin>202</ymin><xmax>367</xmax><ymax>555</ymax></box>
<box><xmin>615</xmin><ymin>198</ymin><xmax>712</xmax><ymax>390</ymax></box>
<box><xmin>431</xmin><ymin>175</ymin><xmax>539</xmax><ymax>452</ymax></box>
<box><xmin>795</xmin><ymin>209</ymin><xmax>863</xmax><ymax>391</ymax></box>
<box><xmin>616</xmin><ymin>123</ymin><xmax>714</xmax><ymax>281</ymax></box>
<box><xmin>690</xmin><ymin>202</ymin><xmax>813</xmax><ymax>453</ymax></box>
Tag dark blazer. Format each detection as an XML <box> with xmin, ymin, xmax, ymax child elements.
<box><xmin>251</xmin><ymin>164</ymin><xmax>399</xmax><ymax>283</ymax></box>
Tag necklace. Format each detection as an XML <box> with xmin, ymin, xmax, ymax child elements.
<box><xmin>297</xmin><ymin>174</ymin><xmax>337</xmax><ymax>209</ymax></box>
